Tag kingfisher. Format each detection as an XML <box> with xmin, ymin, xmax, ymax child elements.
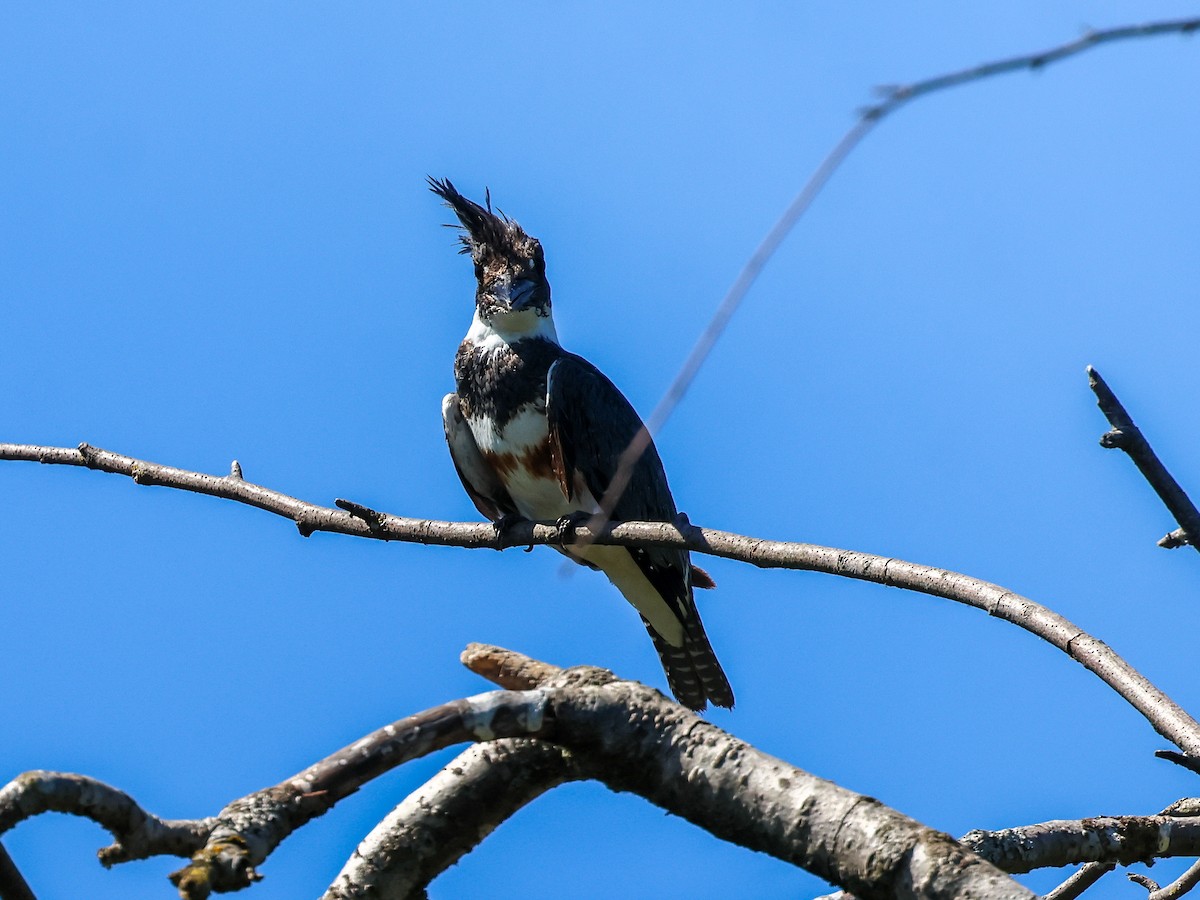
<box><xmin>431</xmin><ymin>177</ymin><xmax>733</xmax><ymax>711</ymax></box>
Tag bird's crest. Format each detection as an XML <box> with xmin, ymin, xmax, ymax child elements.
<box><xmin>428</xmin><ymin>177</ymin><xmax>522</xmax><ymax>258</ymax></box>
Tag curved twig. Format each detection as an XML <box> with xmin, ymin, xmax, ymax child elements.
<box><xmin>4</xmin><ymin>441</ymin><xmax>1199</xmax><ymax>758</ymax></box>
<box><xmin>1147</xmin><ymin>859</ymin><xmax>1200</xmax><ymax>900</ymax></box>
<box><xmin>0</xmin><ymin>771</ymin><xmax>214</xmax><ymax>866</ymax></box>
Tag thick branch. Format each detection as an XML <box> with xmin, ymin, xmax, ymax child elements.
<box><xmin>1088</xmin><ymin>367</ymin><xmax>1200</xmax><ymax>553</ymax></box>
<box><xmin>322</xmin><ymin>740</ymin><xmax>580</xmax><ymax>900</ymax></box>
<box><xmin>5</xmin><ymin>442</ymin><xmax>1198</xmax><ymax>759</ymax></box>
<box><xmin>1</xmin><ymin>648</ymin><xmax>1031</xmax><ymax>900</ymax></box>
<box><xmin>15</xmin><ymin>648</ymin><xmax>1200</xmax><ymax>899</ymax></box>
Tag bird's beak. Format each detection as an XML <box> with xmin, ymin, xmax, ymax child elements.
<box><xmin>487</xmin><ymin>273</ymin><xmax>537</xmax><ymax>312</ymax></box>
<box><xmin>508</xmin><ymin>277</ymin><xmax>537</xmax><ymax>311</ymax></box>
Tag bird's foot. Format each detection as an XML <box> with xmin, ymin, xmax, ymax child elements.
<box><xmin>493</xmin><ymin>513</ymin><xmax>534</xmax><ymax>552</ymax></box>
<box><xmin>553</xmin><ymin>510</ymin><xmax>594</xmax><ymax>545</ymax></box>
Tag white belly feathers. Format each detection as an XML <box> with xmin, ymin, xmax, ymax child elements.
<box><xmin>468</xmin><ymin>402</ymin><xmax>571</xmax><ymax>522</ymax></box>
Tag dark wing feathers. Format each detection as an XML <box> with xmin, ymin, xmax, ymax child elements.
<box><xmin>442</xmin><ymin>392</ymin><xmax>518</xmax><ymax>521</ymax></box>
<box><xmin>546</xmin><ymin>354</ymin><xmax>677</xmax><ymax>523</ymax></box>
<box><xmin>546</xmin><ymin>354</ymin><xmax>685</xmax><ymax>613</ymax></box>
<box><xmin>546</xmin><ymin>355</ymin><xmax>734</xmax><ymax>710</ymax></box>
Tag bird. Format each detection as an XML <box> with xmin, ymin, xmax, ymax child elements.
<box><xmin>431</xmin><ymin>177</ymin><xmax>734</xmax><ymax>711</ymax></box>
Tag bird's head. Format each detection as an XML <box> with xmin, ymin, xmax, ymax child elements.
<box><xmin>429</xmin><ymin>178</ymin><xmax>551</xmax><ymax>327</ymax></box>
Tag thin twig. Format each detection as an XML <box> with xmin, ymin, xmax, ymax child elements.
<box><xmin>1157</xmin><ymin>751</ymin><xmax>1200</xmax><ymax>776</ymax></box>
<box><xmin>1088</xmin><ymin>367</ymin><xmax>1200</xmax><ymax>553</ymax></box>
<box><xmin>592</xmin><ymin>18</ymin><xmax>1200</xmax><ymax>529</ymax></box>
<box><xmin>4</xmin><ymin>441</ymin><xmax>1200</xmax><ymax>758</ymax></box>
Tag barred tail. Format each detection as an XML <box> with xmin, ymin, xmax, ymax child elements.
<box><xmin>643</xmin><ymin>611</ymin><xmax>735</xmax><ymax>711</ymax></box>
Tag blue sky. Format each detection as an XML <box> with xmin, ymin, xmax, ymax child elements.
<box><xmin>3</xmin><ymin>4</ymin><xmax>1200</xmax><ymax>897</ymax></box>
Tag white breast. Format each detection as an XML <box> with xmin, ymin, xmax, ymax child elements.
<box><xmin>470</xmin><ymin>403</ymin><xmax>546</xmax><ymax>456</ymax></box>
<box><xmin>468</xmin><ymin>403</ymin><xmax>573</xmax><ymax>521</ymax></box>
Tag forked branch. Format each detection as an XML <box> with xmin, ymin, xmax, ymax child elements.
<box><xmin>7</xmin><ymin>646</ymin><xmax>1200</xmax><ymax>899</ymax></box>
<box><xmin>0</xmin><ymin>647</ymin><xmax>1034</xmax><ymax>900</ymax></box>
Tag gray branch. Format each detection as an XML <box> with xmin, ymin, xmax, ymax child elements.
<box><xmin>4</xmin><ymin>442</ymin><xmax>1199</xmax><ymax>760</ymax></box>
<box><xmin>9</xmin><ymin>645</ymin><xmax>1200</xmax><ymax>900</ymax></box>
<box><xmin>1088</xmin><ymin>367</ymin><xmax>1200</xmax><ymax>553</ymax></box>
<box><xmin>960</xmin><ymin>817</ymin><xmax>1200</xmax><ymax>874</ymax></box>
<box><xmin>1145</xmin><ymin>859</ymin><xmax>1200</xmax><ymax>900</ymax></box>
<box><xmin>0</xmin><ymin>770</ymin><xmax>215</xmax><ymax>872</ymax></box>
<box><xmin>322</xmin><ymin>740</ymin><xmax>579</xmax><ymax>900</ymax></box>
<box><xmin>1</xmin><ymin>646</ymin><xmax>1032</xmax><ymax>900</ymax></box>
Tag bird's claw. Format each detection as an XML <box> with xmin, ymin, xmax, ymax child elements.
<box><xmin>493</xmin><ymin>513</ymin><xmax>533</xmax><ymax>551</ymax></box>
<box><xmin>553</xmin><ymin>511</ymin><xmax>593</xmax><ymax>545</ymax></box>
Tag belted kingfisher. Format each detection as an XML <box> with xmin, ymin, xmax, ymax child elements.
<box><xmin>431</xmin><ymin>178</ymin><xmax>733</xmax><ymax>710</ymax></box>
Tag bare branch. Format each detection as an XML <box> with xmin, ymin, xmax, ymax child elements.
<box><xmin>1157</xmin><ymin>751</ymin><xmax>1200</xmax><ymax>776</ymax></box>
<box><xmin>2</xmin><ymin>648</ymin><xmax>1032</xmax><ymax>900</ymax></box>
<box><xmin>167</xmin><ymin>690</ymin><xmax>553</xmax><ymax>898</ymax></box>
<box><xmin>1088</xmin><ymin>367</ymin><xmax>1200</xmax><ymax>553</ymax></box>
<box><xmin>5</xmin><ymin>442</ymin><xmax>1199</xmax><ymax>759</ymax></box>
<box><xmin>1162</xmin><ymin>529</ymin><xmax>1192</xmax><ymax>550</ymax></box>
<box><xmin>1149</xmin><ymin>859</ymin><xmax>1200</xmax><ymax>900</ymax></box>
<box><xmin>0</xmin><ymin>771</ymin><xmax>214</xmax><ymax>866</ymax></box>
<box><xmin>323</xmin><ymin>740</ymin><xmax>580</xmax><ymax>900</ymax></box>
<box><xmin>960</xmin><ymin>817</ymin><xmax>1200</xmax><ymax>873</ymax></box>
<box><xmin>12</xmin><ymin>650</ymin><xmax>1200</xmax><ymax>898</ymax></box>
<box><xmin>226</xmin><ymin>674</ymin><xmax>1039</xmax><ymax>899</ymax></box>
<box><xmin>461</xmin><ymin>641</ymin><xmax>564</xmax><ymax>689</ymax></box>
